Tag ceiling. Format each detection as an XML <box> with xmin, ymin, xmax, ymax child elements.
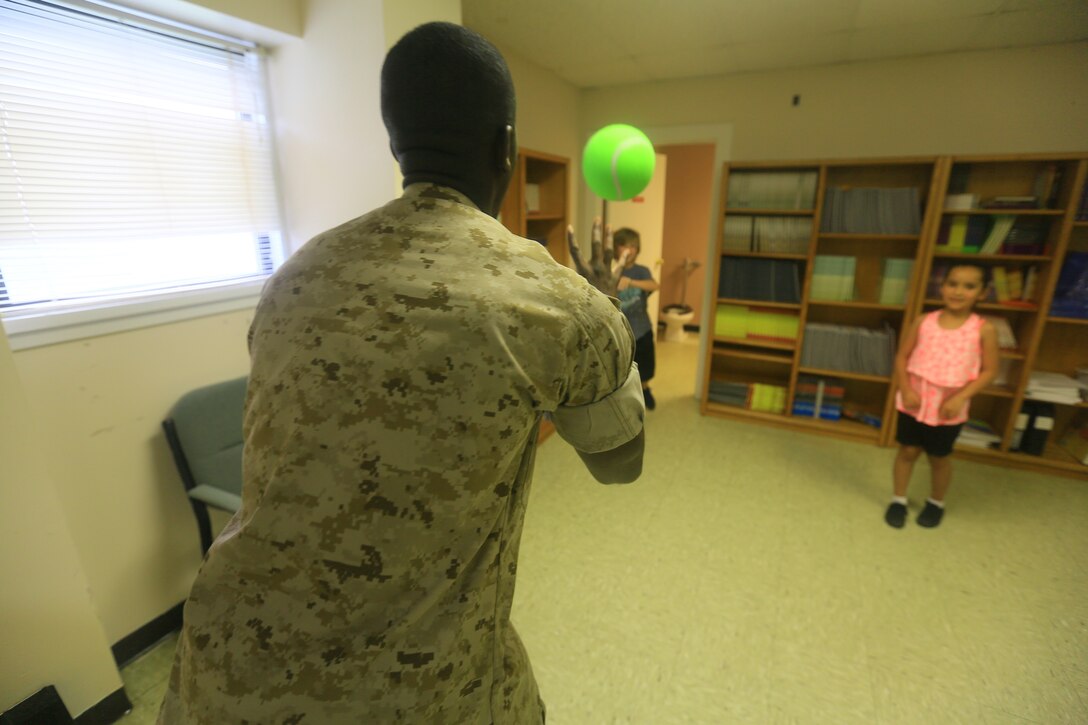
<box><xmin>462</xmin><ymin>0</ymin><xmax>1088</xmax><ymax>89</ymax></box>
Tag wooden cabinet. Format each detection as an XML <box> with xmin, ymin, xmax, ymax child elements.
<box><xmin>701</xmin><ymin>153</ymin><xmax>1088</xmax><ymax>480</ymax></box>
<box><xmin>499</xmin><ymin>147</ymin><xmax>569</xmax><ymax>265</ymax></box>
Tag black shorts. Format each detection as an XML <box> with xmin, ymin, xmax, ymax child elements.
<box><xmin>633</xmin><ymin>331</ymin><xmax>655</xmax><ymax>383</ymax></box>
<box><xmin>895</xmin><ymin>410</ymin><xmax>963</xmax><ymax>458</ymax></box>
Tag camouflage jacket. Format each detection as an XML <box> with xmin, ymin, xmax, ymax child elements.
<box><xmin>159</xmin><ymin>184</ymin><xmax>642</xmax><ymax>724</ymax></box>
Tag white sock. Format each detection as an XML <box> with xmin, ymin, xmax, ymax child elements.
<box><xmin>891</xmin><ymin>495</ymin><xmax>908</xmax><ymax>506</ymax></box>
<box><xmin>927</xmin><ymin>497</ymin><xmax>945</xmax><ymax>508</ymax></box>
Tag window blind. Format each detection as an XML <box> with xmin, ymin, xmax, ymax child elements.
<box><xmin>0</xmin><ymin>0</ymin><xmax>284</xmax><ymax>312</ymax></box>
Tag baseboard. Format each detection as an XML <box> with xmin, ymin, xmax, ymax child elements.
<box><xmin>74</xmin><ymin>689</ymin><xmax>132</xmax><ymax>725</ymax></box>
<box><xmin>1</xmin><ymin>686</ymin><xmax>132</xmax><ymax>725</ymax></box>
<box><xmin>111</xmin><ymin>602</ymin><xmax>184</xmax><ymax>668</ymax></box>
<box><xmin>1</xmin><ymin>686</ymin><xmax>72</xmax><ymax>724</ymax></box>
<box><xmin>657</xmin><ymin>322</ymin><xmax>700</xmax><ymax>333</ymax></box>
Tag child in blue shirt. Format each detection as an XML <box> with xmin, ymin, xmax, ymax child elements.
<box><xmin>613</xmin><ymin>227</ymin><xmax>660</xmax><ymax>409</ymax></box>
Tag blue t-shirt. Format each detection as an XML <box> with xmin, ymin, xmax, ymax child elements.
<box><xmin>618</xmin><ymin>264</ymin><xmax>654</xmax><ymax>340</ymax></box>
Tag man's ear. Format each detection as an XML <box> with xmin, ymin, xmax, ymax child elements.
<box><xmin>496</xmin><ymin>124</ymin><xmax>516</xmax><ymax>172</ymax></box>
<box><xmin>388</xmin><ymin>140</ymin><xmax>399</xmax><ymax>162</ymax></box>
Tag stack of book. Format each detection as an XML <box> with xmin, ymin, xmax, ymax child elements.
<box><xmin>809</xmin><ymin>256</ymin><xmax>856</xmax><ymax>301</ymax></box>
<box><xmin>935</xmin><ymin>215</ymin><xmax>989</xmax><ymax>252</ymax></box>
<box><xmin>1025</xmin><ymin>371</ymin><xmax>1087</xmax><ymax>405</ymax></box>
<box><xmin>791</xmin><ymin>375</ymin><xmax>844</xmax><ymax>420</ymax></box>
<box><xmin>707</xmin><ymin>380</ymin><xmax>787</xmax><ymax>413</ymax></box>
<box><xmin>879</xmin><ymin>258</ymin><xmax>914</xmax><ymax>305</ymax></box>
<box><xmin>722</xmin><ymin>216</ymin><xmax>811</xmax><ymax>254</ymax></box>
<box><xmin>977</xmin><ymin>215</ymin><xmax>1016</xmax><ymax>254</ymax></box>
<box><xmin>980</xmin><ymin>196</ymin><xmax>1038</xmax><ymax>209</ymax></box>
<box><xmin>988</xmin><ymin>266</ymin><xmax>1039</xmax><ymax>305</ymax></box>
<box><xmin>722</xmin><ymin>216</ymin><xmax>754</xmax><ymax>252</ymax></box>
<box><xmin>715</xmin><ymin>304</ymin><xmax>800</xmax><ymax>343</ymax></box>
<box><xmin>1001</xmin><ymin>218</ymin><xmax>1048</xmax><ymax>255</ymax></box>
<box><xmin>958</xmin><ymin>419</ymin><xmax>1002</xmax><ymax>449</ymax></box>
<box><xmin>718</xmin><ymin>258</ymin><xmax>802</xmax><ymax>303</ymax></box>
<box><xmin>727</xmin><ymin>171</ymin><xmax>818</xmax><ymax>210</ymax></box>
<box><xmin>800</xmin><ymin>323</ymin><xmax>896</xmax><ymax>376</ymax></box>
<box><xmin>820</xmin><ymin>186</ymin><xmax>922</xmax><ymax>234</ymax></box>
<box><xmin>935</xmin><ymin>216</ymin><xmax>1047</xmax><ymax>255</ymax></box>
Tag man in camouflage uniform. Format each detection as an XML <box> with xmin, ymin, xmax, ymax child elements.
<box><xmin>159</xmin><ymin>22</ymin><xmax>644</xmax><ymax>724</ymax></box>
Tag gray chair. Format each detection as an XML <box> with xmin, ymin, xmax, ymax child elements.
<box><xmin>162</xmin><ymin>376</ymin><xmax>247</xmax><ymax>555</ymax></box>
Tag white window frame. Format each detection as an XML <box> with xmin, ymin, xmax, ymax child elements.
<box><xmin>0</xmin><ymin>0</ymin><xmax>288</xmax><ymax>351</ymax></box>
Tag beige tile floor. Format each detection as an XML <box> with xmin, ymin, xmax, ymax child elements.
<box><xmin>120</xmin><ymin>335</ymin><xmax>1088</xmax><ymax>724</ymax></box>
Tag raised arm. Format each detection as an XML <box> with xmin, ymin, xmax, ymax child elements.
<box><xmin>567</xmin><ymin>218</ymin><xmax>629</xmax><ymax>297</ymax></box>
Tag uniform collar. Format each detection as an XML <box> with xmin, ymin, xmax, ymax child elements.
<box><xmin>402</xmin><ymin>183</ymin><xmax>480</xmax><ymax>211</ymax></box>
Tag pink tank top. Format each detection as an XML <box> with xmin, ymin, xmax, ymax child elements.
<box><xmin>896</xmin><ymin>311</ymin><xmax>983</xmax><ymax>426</ymax></box>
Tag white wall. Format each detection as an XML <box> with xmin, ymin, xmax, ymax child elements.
<box><xmin>494</xmin><ymin>42</ymin><xmax>583</xmax><ymax>235</ymax></box>
<box><xmin>582</xmin><ymin>43</ymin><xmax>1088</xmax><ymax>162</ymax></box>
<box><xmin>0</xmin><ymin>331</ymin><xmax>123</xmax><ymax>717</ymax></box>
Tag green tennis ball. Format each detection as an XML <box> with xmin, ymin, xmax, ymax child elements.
<box><xmin>582</xmin><ymin>124</ymin><xmax>655</xmax><ymax>202</ymax></box>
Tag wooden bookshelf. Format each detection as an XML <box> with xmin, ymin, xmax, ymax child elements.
<box><xmin>701</xmin><ymin>153</ymin><xmax>1088</xmax><ymax>480</ymax></box>
<box><xmin>499</xmin><ymin>147</ymin><xmax>569</xmax><ymax>266</ymax></box>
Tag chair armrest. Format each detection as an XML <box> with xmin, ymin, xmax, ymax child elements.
<box><xmin>188</xmin><ymin>484</ymin><xmax>242</xmax><ymax>513</ymax></box>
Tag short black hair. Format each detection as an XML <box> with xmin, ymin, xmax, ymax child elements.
<box><xmin>613</xmin><ymin>227</ymin><xmax>641</xmax><ymax>250</ymax></box>
<box><xmin>943</xmin><ymin>263</ymin><xmax>991</xmax><ymax>288</ymax></box>
<box><xmin>381</xmin><ymin>23</ymin><xmax>515</xmax><ymax>164</ymax></box>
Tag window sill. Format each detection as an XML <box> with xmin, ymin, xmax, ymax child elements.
<box><xmin>2</xmin><ymin>280</ymin><xmax>266</xmax><ymax>351</ymax></box>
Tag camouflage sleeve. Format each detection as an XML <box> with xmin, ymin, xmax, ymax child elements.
<box><xmin>551</xmin><ymin>288</ymin><xmax>644</xmax><ymax>453</ymax></box>
<box><xmin>552</xmin><ymin>361</ymin><xmax>644</xmax><ymax>453</ymax></box>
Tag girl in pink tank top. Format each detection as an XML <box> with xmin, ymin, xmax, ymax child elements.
<box><xmin>885</xmin><ymin>264</ymin><xmax>1000</xmax><ymax>529</ymax></box>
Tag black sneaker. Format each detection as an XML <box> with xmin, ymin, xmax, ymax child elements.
<box><xmin>884</xmin><ymin>502</ymin><xmax>907</xmax><ymax>528</ymax></box>
<box><xmin>643</xmin><ymin>388</ymin><xmax>656</xmax><ymax>410</ymax></box>
<box><xmin>917</xmin><ymin>501</ymin><xmax>944</xmax><ymax>528</ymax></box>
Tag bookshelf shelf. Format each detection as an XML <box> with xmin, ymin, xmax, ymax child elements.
<box><xmin>932</xmin><ymin>253</ymin><xmax>1052</xmax><ymax>262</ymax></box>
<box><xmin>787</xmin><ymin>415</ymin><xmax>882</xmax><ymax>442</ymax></box>
<box><xmin>724</xmin><ymin>208</ymin><xmax>815</xmax><ymax>216</ymax></box>
<box><xmin>721</xmin><ymin>251</ymin><xmax>808</xmax><ymax>260</ymax></box>
<box><xmin>807</xmin><ymin>300</ymin><xmax>906</xmax><ymax>311</ymax></box>
<box><xmin>978</xmin><ymin>385</ymin><xmax>1017</xmax><ymax>398</ymax></box>
<box><xmin>525</xmin><ymin>212</ymin><xmax>563</xmax><ymax>221</ymax></box>
<box><xmin>924</xmin><ymin>299</ymin><xmax>1040</xmax><ymax>313</ymax></box>
<box><xmin>717</xmin><ymin>298</ymin><xmax>801</xmax><ymax>309</ymax></box>
<box><xmin>942</xmin><ymin>209</ymin><xmax>1065</xmax><ymax>216</ymax></box>
<box><xmin>818</xmin><ymin>233</ymin><xmax>920</xmax><ymax>241</ymax></box>
<box><xmin>713</xmin><ymin>335</ymin><xmax>796</xmax><ymax>351</ymax></box>
<box><xmin>797</xmin><ymin>366</ymin><xmax>891</xmax><ymax>383</ymax></box>
<box><xmin>703</xmin><ymin>402</ymin><xmax>786</xmax><ymax>423</ymax></box>
<box><xmin>712</xmin><ymin>348</ymin><xmax>794</xmax><ymax>365</ymax></box>
<box><xmin>1023</xmin><ymin>397</ymin><xmax>1088</xmax><ymax>409</ymax></box>
<box><xmin>703</xmin><ymin>153</ymin><xmax>1088</xmax><ymax>480</ymax></box>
